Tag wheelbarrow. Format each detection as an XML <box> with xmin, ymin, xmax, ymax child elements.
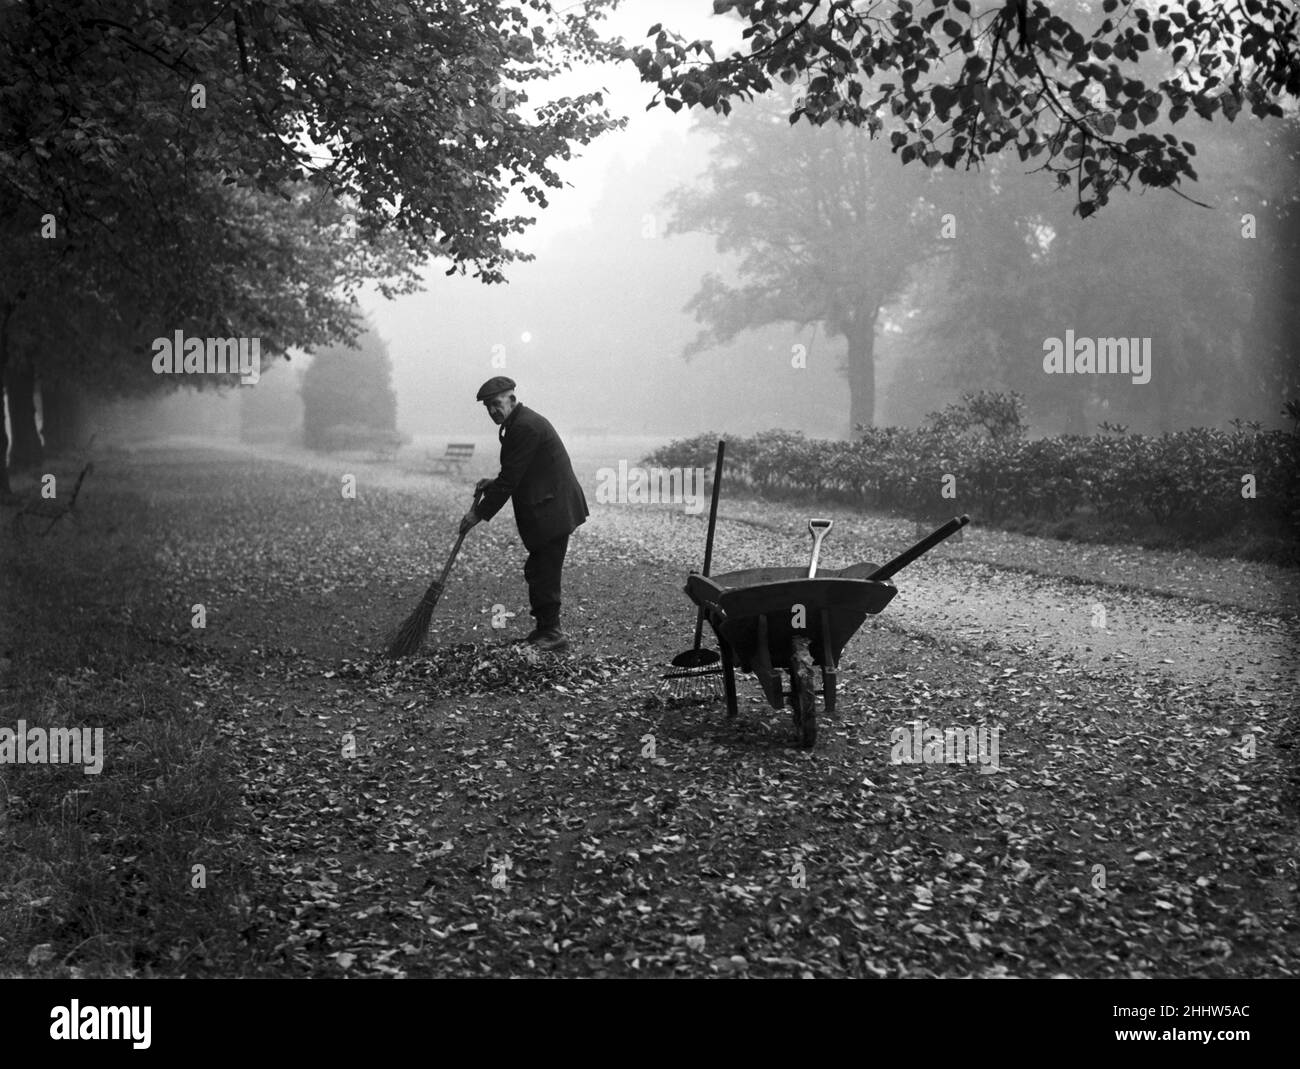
<box><xmin>684</xmin><ymin>514</ymin><xmax>970</xmax><ymax>748</ymax></box>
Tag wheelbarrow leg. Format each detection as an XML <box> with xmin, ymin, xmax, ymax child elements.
<box><xmin>819</xmin><ymin>608</ymin><xmax>836</xmax><ymax>715</ymax></box>
<box><xmin>753</xmin><ymin>613</ymin><xmax>782</xmax><ymax>709</ymax></box>
<box><xmin>720</xmin><ymin>639</ymin><xmax>738</xmax><ymax>719</ymax></box>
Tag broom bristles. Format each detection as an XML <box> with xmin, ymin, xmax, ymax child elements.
<box><xmin>385</xmin><ymin>581</ymin><xmax>442</xmax><ymax>658</ymax></box>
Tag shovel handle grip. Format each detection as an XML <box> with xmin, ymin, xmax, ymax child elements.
<box><xmin>807</xmin><ymin>518</ymin><xmax>832</xmax><ymax>578</ymax></box>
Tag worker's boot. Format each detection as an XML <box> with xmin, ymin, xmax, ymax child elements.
<box><xmin>522</xmin><ymin>613</ymin><xmax>555</xmax><ymax>643</ymax></box>
<box><xmin>529</xmin><ymin>617</ymin><xmax>569</xmax><ymax>653</ymax></box>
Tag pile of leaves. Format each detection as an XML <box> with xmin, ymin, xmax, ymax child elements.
<box><xmin>338</xmin><ymin>643</ymin><xmax>645</xmax><ymax>697</ymax></box>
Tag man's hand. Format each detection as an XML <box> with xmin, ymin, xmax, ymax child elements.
<box><xmin>459</xmin><ymin>509</ymin><xmax>480</xmax><ymax>536</ymax></box>
<box><xmin>474</xmin><ymin>478</ymin><xmax>492</xmax><ymax>494</ymax></box>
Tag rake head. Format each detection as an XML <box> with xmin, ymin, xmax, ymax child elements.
<box><xmin>671</xmin><ymin>647</ymin><xmax>719</xmax><ymax>669</ymax></box>
<box><xmin>658</xmin><ymin>638</ymin><xmax>724</xmax><ymax>701</ymax></box>
<box><xmin>658</xmin><ymin>662</ymin><xmax>725</xmax><ymax>702</ymax></box>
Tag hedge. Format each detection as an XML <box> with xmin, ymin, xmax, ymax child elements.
<box><xmin>643</xmin><ymin>404</ymin><xmax>1300</xmax><ymax>537</ymax></box>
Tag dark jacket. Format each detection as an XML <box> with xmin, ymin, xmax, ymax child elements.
<box><xmin>474</xmin><ymin>405</ymin><xmax>588</xmax><ymax>551</ymax></box>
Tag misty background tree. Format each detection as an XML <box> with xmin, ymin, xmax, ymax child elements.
<box><xmin>668</xmin><ymin>95</ymin><xmax>949</xmax><ymax>435</ymax></box>
<box><xmin>655</xmin><ymin>0</ymin><xmax>1298</xmax><ymax>438</ymax></box>
<box><xmin>300</xmin><ymin>322</ymin><xmax>401</xmax><ymax>453</ymax></box>
<box><xmin>240</xmin><ymin>362</ymin><xmax>303</xmax><ymax>446</ymax></box>
<box><xmin>898</xmin><ymin>109</ymin><xmax>1300</xmax><ymax>434</ymax></box>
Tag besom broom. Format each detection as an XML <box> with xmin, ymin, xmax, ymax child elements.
<box><xmin>386</xmin><ymin>488</ymin><xmax>483</xmax><ymax>658</ymax></box>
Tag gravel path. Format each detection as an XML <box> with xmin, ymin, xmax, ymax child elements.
<box><xmin>182</xmin><ymin>437</ymin><xmax>1298</xmax><ymax>702</ymax></box>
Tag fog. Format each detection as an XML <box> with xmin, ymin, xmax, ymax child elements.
<box><xmin>368</xmin><ymin>0</ymin><xmax>1295</xmax><ymax>445</ymax></box>
<box><xmin>98</xmin><ymin>0</ymin><xmax>1297</xmax><ymax>450</ymax></box>
<box><xmin>365</xmin><ymin>0</ymin><xmax>854</xmax><ymax>442</ymax></box>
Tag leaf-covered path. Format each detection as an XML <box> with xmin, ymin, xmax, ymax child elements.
<box><xmin>17</xmin><ymin>441</ymin><xmax>1299</xmax><ymax>977</ymax></box>
<box><xmin>202</xmin><ymin>435</ymin><xmax>1299</xmax><ymax>695</ymax></box>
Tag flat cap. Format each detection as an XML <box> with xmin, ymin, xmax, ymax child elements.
<box><xmin>475</xmin><ymin>376</ymin><xmax>516</xmax><ymax>401</ymax></box>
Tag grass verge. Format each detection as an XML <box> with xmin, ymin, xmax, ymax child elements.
<box><xmin>0</xmin><ymin>464</ymin><xmax>253</xmax><ymax>976</ymax></box>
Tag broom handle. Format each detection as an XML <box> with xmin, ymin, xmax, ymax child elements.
<box><xmin>437</xmin><ymin>531</ymin><xmax>470</xmax><ymax>586</ymax></box>
<box><xmin>426</xmin><ymin>488</ymin><xmax>484</xmax><ymax>597</ymax></box>
<box><xmin>691</xmin><ymin>440</ymin><xmax>726</xmax><ymax>651</ymax></box>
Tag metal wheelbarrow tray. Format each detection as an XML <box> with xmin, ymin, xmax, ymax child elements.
<box><xmin>683</xmin><ymin>516</ymin><xmax>969</xmax><ymax>749</ymax></box>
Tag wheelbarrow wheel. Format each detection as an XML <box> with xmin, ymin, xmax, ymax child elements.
<box><xmin>789</xmin><ymin>635</ymin><xmax>817</xmax><ymax>749</ymax></box>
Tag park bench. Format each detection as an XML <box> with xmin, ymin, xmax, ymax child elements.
<box><xmin>428</xmin><ymin>442</ymin><xmax>475</xmax><ymax>476</ymax></box>
<box><xmin>12</xmin><ymin>463</ymin><xmax>92</xmax><ymax>538</ymax></box>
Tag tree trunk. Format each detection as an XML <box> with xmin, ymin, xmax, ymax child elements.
<box><xmin>5</xmin><ymin>355</ymin><xmax>43</xmax><ymax>471</ymax></box>
<box><xmin>845</xmin><ymin>314</ymin><xmax>877</xmax><ymax>438</ymax></box>
<box><xmin>40</xmin><ymin>377</ymin><xmax>87</xmax><ymax>455</ymax></box>
<box><xmin>0</xmin><ymin>304</ymin><xmax>12</xmax><ymax>498</ymax></box>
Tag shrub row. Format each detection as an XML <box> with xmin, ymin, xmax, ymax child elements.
<box><xmin>643</xmin><ymin>425</ymin><xmax>1300</xmax><ymax>532</ymax></box>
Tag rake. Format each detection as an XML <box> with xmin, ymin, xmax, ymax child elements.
<box><xmin>660</xmin><ymin>440</ymin><xmax>726</xmax><ymax>700</ymax></box>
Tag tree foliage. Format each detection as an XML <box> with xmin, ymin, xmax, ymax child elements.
<box><xmin>924</xmin><ymin>389</ymin><xmax>1027</xmax><ymax>438</ymax></box>
<box><xmin>898</xmin><ymin>110</ymin><xmax>1299</xmax><ymax>433</ymax></box>
<box><xmin>627</xmin><ymin>0</ymin><xmax>1299</xmax><ymax>216</ymax></box>
<box><xmin>2</xmin><ymin>0</ymin><xmax>622</xmax><ymax>283</ymax></box>
<box><xmin>0</xmin><ymin>1</ymin><xmax>622</xmax><ymax>490</ymax></box>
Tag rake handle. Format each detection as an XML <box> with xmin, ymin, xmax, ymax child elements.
<box><xmin>691</xmin><ymin>440</ymin><xmax>726</xmax><ymax>651</ymax></box>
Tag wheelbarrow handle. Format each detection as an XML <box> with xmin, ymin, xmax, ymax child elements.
<box><xmin>867</xmin><ymin>514</ymin><xmax>969</xmax><ymax>582</ymax></box>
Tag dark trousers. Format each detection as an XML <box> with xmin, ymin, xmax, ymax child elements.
<box><xmin>524</xmin><ymin>532</ymin><xmax>569</xmax><ymax>627</ymax></box>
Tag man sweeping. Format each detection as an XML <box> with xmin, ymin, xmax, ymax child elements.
<box><xmin>460</xmin><ymin>377</ymin><xmax>588</xmax><ymax>653</ymax></box>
